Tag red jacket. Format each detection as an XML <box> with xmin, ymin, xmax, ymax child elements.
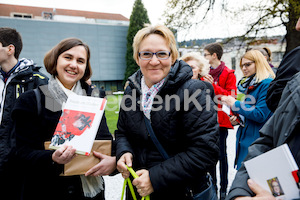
<box><xmin>212</xmin><ymin>66</ymin><xmax>237</xmax><ymax>128</ymax></box>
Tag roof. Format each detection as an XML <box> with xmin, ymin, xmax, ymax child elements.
<box><xmin>0</xmin><ymin>3</ymin><xmax>129</xmax><ymax>21</ymax></box>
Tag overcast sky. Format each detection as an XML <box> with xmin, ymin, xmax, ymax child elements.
<box><xmin>0</xmin><ymin>0</ymin><xmax>285</xmax><ymax>41</ymax></box>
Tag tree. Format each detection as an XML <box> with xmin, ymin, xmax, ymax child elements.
<box><xmin>124</xmin><ymin>0</ymin><xmax>150</xmax><ymax>84</ymax></box>
<box><xmin>163</xmin><ymin>0</ymin><xmax>300</xmax><ymax>55</ymax></box>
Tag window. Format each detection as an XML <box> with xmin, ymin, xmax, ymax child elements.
<box><xmin>11</xmin><ymin>12</ymin><xmax>32</xmax><ymax>19</ymax></box>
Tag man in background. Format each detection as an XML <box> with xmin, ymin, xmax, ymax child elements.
<box><xmin>203</xmin><ymin>42</ymin><xmax>237</xmax><ymax>200</ymax></box>
<box><xmin>0</xmin><ymin>27</ymin><xmax>48</xmax><ymax>197</ymax></box>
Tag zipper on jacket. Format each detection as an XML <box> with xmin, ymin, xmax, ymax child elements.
<box><xmin>16</xmin><ymin>84</ymin><xmax>20</xmax><ymax>98</ymax></box>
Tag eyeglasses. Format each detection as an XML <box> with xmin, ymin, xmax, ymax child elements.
<box><xmin>204</xmin><ymin>53</ymin><xmax>211</xmax><ymax>57</ymax></box>
<box><xmin>241</xmin><ymin>61</ymin><xmax>254</xmax><ymax>68</ymax></box>
<box><xmin>139</xmin><ymin>51</ymin><xmax>171</xmax><ymax>60</ymax></box>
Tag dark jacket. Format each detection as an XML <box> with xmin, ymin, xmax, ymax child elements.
<box><xmin>233</xmin><ymin>78</ymin><xmax>273</xmax><ymax>169</ymax></box>
<box><xmin>266</xmin><ymin>46</ymin><xmax>300</xmax><ymax>112</ymax></box>
<box><xmin>0</xmin><ymin>58</ymin><xmax>48</xmax><ymax>173</ymax></box>
<box><xmin>115</xmin><ymin>60</ymin><xmax>219</xmax><ymax>199</ymax></box>
<box><xmin>226</xmin><ymin>72</ymin><xmax>300</xmax><ymax>200</ymax></box>
<box><xmin>12</xmin><ymin>81</ymin><xmax>112</xmax><ymax>200</ymax></box>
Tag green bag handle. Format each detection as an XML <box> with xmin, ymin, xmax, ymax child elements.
<box><xmin>121</xmin><ymin>165</ymin><xmax>150</xmax><ymax>200</ymax></box>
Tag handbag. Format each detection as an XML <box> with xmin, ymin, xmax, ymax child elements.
<box><xmin>44</xmin><ymin>140</ymin><xmax>111</xmax><ymax>176</ymax></box>
<box><xmin>144</xmin><ymin>116</ymin><xmax>217</xmax><ymax>200</ymax></box>
<box><xmin>121</xmin><ymin>165</ymin><xmax>150</xmax><ymax>200</ymax></box>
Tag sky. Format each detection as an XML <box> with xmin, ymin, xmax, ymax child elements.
<box><xmin>0</xmin><ymin>0</ymin><xmax>286</xmax><ymax>41</ymax></box>
<box><xmin>0</xmin><ymin>0</ymin><xmax>166</xmax><ymax>24</ymax></box>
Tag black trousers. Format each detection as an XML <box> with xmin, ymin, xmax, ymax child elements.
<box><xmin>208</xmin><ymin>127</ymin><xmax>228</xmax><ymax>193</ymax></box>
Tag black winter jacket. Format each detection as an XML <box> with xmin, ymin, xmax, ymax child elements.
<box><xmin>266</xmin><ymin>46</ymin><xmax>300</xmax><ymax>112</ymax></box>
<box><xmin>227</xmin><ymin>72</ymin><xmax>300</xmax><ymax>200</ymax></box>
<box><xmin>12</xmin><ymin>81</ymin><xmax>112</xmax><ymax>200</ymax></box>
<box><xmin>116</xmin><ymin>60</ymin><xmax>219</xmax><ymax>199</ymax></box>
<box><xmin>0</xmin><ymin>59</ymin><xmax>48</xmax><ymax>173</ymax></box>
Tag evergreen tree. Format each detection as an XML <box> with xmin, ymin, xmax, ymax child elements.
<box><xmin>124</xmin><ymin>0</ymin><xmax>150</xmax><ymax>85</ymax></box>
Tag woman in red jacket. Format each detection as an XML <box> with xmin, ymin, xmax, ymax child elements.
<box><xmin>203</xmin><ymin>42</ymin><xmax>237</xmax><ymax>200</ymax></box>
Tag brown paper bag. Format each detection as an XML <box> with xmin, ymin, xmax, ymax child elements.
<box><xmin>44</xmin><ymin>140</ymin><xmax>111</xmax><ymax>176</ymax></box>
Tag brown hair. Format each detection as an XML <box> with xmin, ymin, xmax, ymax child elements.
<box><xmin>44</xmin><ymin>38</ymin><xmax>92</xmax><ymax>81</ymax></box>
<box><xmin>204</xmin><ymin>42</ymin><xmax>223</xmax><ymax>60</ymax></box>
<box><xmin>0</xmin><ymin>27</ymin><xmax>23</xmax><ymax>59</ymax></box>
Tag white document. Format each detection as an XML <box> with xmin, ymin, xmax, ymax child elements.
<box><xmin>222</xmin><ymin>104</ymin><xmax>231</xmax><ymax>115</ymax></box>
<box><xmin>245</xmin><ymin>144</ymin><xmax>299</xmax><ymax>200</ymax></box>
<box><xmin>49</xmin><ymin>93</ymin><xmax>107</xmax><ymax>156</ymax></box>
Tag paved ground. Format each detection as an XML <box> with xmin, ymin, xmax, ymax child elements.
<box><xmin>104</xmin><ymin>126</ymin><xmax>238</xmax><ymax>199</ymax></box>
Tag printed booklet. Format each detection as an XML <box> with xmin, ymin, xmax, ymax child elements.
<box><xmin>244</xmin><ymin>144</ymin><xmax>300</xmax><ymax>200</ymax></box>
<box><xmin>49</xmin><ymin>93</ymin><xmax>107</xmax><ymax>156</ymax></box>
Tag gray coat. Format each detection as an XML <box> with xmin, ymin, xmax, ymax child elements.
<box><xmin>226</xmin><ymin>72</ymin><xmax>300</xmax><ymax>199</ymax></box>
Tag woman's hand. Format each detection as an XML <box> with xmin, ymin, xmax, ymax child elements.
<box><xmin>221</xmin><ymin>95</ymin><xmax>237</xmax><ymax>107</ymax></box>
<box><xmin>117</xmin><ymin>152</ymin><xmax>133</xmax><ymax>179</ymax></box>
<box><xmin>229</xmin><ymin>115</ymin><xmax>239</xmax><ymax>126</ymax></box>
<box><xmin>52</xmin><ymin>145</ymin><xmax>76</xmax><ymax>164</ymax></box>
<box><xmin>132</xmin><ymin>169</ymin><xmax>154</xmax><ymax>197</ymax></box>
<box><xmin>203</xmin><ymin>74</ymin><xmax>214</xmax><ymax>84</ymax></box>
<box><xmin>85</xmin><ymin>152</ymin><xmax>116</xmax><ymax>177</ymax></box>
<box><xmin>234</xmin><ymin>179</ymin><xmax>275</xmax><ymax>200</ymax></box>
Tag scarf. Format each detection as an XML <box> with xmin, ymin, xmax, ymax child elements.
<box><xmin>46</xmin><ymin>76</ymin><xmax>104</xmax><ymax>198</ymax></box>
<box><xmin>141</xmin><ymin>76</ymin><xmax>165</xmax><ymax>119</ymax></box>
<box><xmin>237</xmin><ymin>74</ymin><xmax>260</xmax><ymax>94</ymax></box>
<box><xmin>209</xmin><ymin>61</ymin><xmax>226</xmax><ymax>84</ymax></box>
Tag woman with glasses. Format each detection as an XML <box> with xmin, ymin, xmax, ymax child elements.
<box><xmin>221</xmin><ymin>50</ymin><xmax>275</xmax><ymax>170</ymax></box>
<box><xmin>116</xmin><ymin>24</ymin><xmax>219</xmax><ymax>200</ymax></box>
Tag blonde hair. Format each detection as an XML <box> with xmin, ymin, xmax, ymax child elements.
<box><xmin>180</xmin><ymin>52</ymin><xmax>210</xmax><ymax>77</ymax></box>
<box><xmin>133</xmin><ymin>24</ymin><xmax>178</xmax><ymax>64</ymax></box>
<box><xmin>240</xmin><ymin>50</ymin><xmax>275</xmax><ymax>83</ymax></box>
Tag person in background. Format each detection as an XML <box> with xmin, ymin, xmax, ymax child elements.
<box><xmin>86</xmin><ymin>78</ymin><xmax>106</xmax><ymax>98</ymax></box>
<box><xmin>252</xmin><ymin>47</ymin><xmax>277</xmax><ymax>74</ymax></box>
<box><xmin>116</xmin><ymin>24</ymin><xmax>219</xmax><ymax>200</ymax></box>
<box><xmin>221</xmin><ymin>50</ymin><xmax>275</xmax><ymax>170</ymax></box>
<box><xmin>100</xmin><ymin>86</ymin><xmax>106</xmax><ymax>97</ymax></box>
<box><xmin>180</xmin><ymin>52</ymin><xmax>215</xmax><ymax>100</ymax></box>
<box><xmin>12</xmin><ymin>38</ymin><xmax>116</xmax><ymax>200</ymax></box>
<box><xmin>225</xmin><ymin>14</ymin><xmax>300</xmax><ymax>200</ymax></box>
<box><xmin>0</xmin><ymin>27</ymin><xmax>48</xmax><ymax>198</ymax></box>
<box><xmin>203</xmin><ymin>42</ymin><xmax>237</xmax><ymax>199</ymax></box>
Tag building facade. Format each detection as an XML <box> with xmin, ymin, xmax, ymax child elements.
<box><xmin>0</xmin><ymin>4</ymin><xmax>129</xmax><ymax>92</ymax></box>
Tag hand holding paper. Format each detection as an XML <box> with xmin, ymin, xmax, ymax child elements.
<box><xmin>52</xmin><ymin>145</ymin><xmax>76</xmax><ymax>164</ymax></box>
<box><xmin>235</xmin><ymin>179</ymin><xmax>276</xmax><ymax>200</ymax></box>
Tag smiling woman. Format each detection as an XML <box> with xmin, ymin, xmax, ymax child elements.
<box><xmin>115</xmin><ymin>24</ymin><xmax>219</xmax><ymax>200</ymax></box>
<box><xmin>12</xmin><ymin>37</ymin><xmax>116</xmax><ymax>200</ymax></box>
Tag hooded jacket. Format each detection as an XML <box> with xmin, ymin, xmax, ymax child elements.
<box><xmin>116</xmin><ymin>60</ymin><xmax>219</xmax><ymax>199</ymax></box>
<box><xmin>0</xmin><ymin>58</ymin><xmax>48</xmax><ymax>173</ymax></box>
